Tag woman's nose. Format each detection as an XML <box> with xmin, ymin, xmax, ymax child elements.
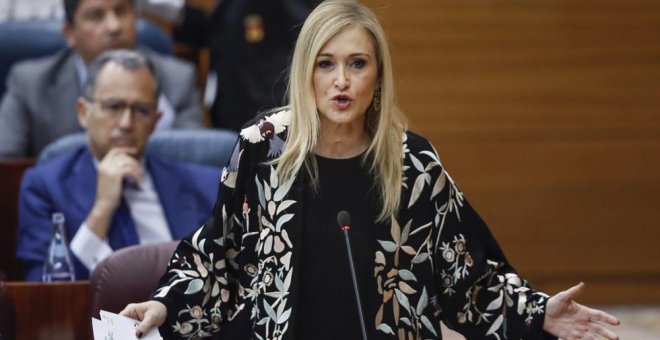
<box><xmin>334</xmin><ymin>68</ymin><xmax>350</xmax><ymax>90</ymax></box>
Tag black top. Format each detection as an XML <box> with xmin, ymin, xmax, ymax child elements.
<box><xmin>296</xmin><ymin>153</ymin><xmax>381</xmax><ymax>339</ymax></box>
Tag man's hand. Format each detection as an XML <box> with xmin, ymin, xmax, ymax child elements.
<box><xmin>85</xmin><ymin>147</ymin><xmax>142</xmax><ymax>240</ymax></box>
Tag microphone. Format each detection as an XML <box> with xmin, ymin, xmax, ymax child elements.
<box><xmin>337</xmin><ymin>210</ymin><xmax>368</xmax><ymax>340</ymax></box>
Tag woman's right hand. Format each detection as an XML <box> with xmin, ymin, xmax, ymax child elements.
<box><xmin>119</xmin><ymin>300</ymin><xmax>167</xmax><ymax>338</ymax></box>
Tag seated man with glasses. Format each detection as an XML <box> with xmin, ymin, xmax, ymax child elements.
<box><xmin>16</xmin><ymin>50</ymin><xmax>220</xmax><ymax>281</ymax></box>
<box><xmin>0</xmin><ymin>0</ymin><xmax>203</xmax><ymax>159</ymax></box>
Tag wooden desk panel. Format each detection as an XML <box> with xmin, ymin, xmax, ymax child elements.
<box><xmin>0</xmin><ymin>159</ymin><xmax>36</xmax><ymax>281</ymax></box>
<box><xmin>7</xmin><ymin>281</ymin><xmax>90</xmax><ymax>340</ymax></box>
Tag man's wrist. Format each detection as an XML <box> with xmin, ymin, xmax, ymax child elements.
<box><xmin>85</xmin><ymin>203</ymin><xmax>115</xmax><ymax>239</ymax></box>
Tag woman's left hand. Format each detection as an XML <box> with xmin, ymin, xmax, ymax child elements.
<box><xmin>543</xmin><ymin>282</ymin><xmax>620</xmax><ymax>340</ymax></box>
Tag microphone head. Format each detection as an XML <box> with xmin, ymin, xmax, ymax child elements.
<box><xmin>337</xmin><ymin>210</ymin><xmax>351</xmax><ymax>228</ymax></box>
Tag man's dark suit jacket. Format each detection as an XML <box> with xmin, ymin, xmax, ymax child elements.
<box><xmin>0</xmin><ymin>48</ymin><xmax>203</xmax><ymax>158</ymax></box>
<box><xmin>16</xmin><ymin>146</ymin><xmax>220</xmax><ymax>281</ymax></box>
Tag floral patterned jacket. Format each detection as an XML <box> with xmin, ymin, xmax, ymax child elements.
<box><xmin>152</xmin><ymin>109</ymin><xmax>555</xmax><ymax>340</ymax></box>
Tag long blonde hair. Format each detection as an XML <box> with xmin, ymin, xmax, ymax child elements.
<box><xmin>276</xmin><ymin>0</ymin><xmax>407</xmax><ymax>222</ymax></box>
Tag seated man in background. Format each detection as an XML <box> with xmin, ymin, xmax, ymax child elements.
<box><xmin>0</xmin><ymin>0</ymin><xmax>203</xmax><ymax>159</ymax></box>
<box><xmin>16</xmin><ymin>50</ymin><xmax>219</xmax><ymax>281</ymax></box>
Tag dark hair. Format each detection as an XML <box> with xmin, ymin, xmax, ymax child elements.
<box><xmin>63</xmin><ymin>0</ymin><xmax>78</xmax><ymax>25</ymax></box>
<box><xmin>84</xmin><ymin>49</ymin><xmax>160</xmax><ymax>100</ymax></box>
<box><xmin>63</xmin><ymin>0</ymin><xmax>134</xmax><ymax>26</ymax></box>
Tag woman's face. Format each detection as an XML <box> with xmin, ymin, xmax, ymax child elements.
<box><xmin>313</xmin><ymin>26</ymin><xmax>379</xmax><ymax>131</ymax></box>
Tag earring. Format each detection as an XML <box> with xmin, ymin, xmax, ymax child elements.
<box><xmin>373</xmin><ymin>88</ymin><xmax>381</xmax><ymax>112</ymax></box>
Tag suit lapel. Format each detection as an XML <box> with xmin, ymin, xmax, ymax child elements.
<box><xmin>148</xmin><ymin>157</ymin><xmax>191</xmax><ymax>240</ymax></box>
<box><xmin>68</xmin><ymin>148</ymin><xmax>97</xmax><ymax>219</ymax></box>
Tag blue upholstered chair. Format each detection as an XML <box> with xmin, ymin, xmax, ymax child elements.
<box><xmin>135</xmin><ymin>19</ymin><xmax>175</xmax><ymax>56</ymax></box>
<box><xmin>144</xmin><ymin>129</ymin><xmax>239</xmax><ymax>168</ymax></box>
<box><xmin>37</xmin><ymin>129</ymin><xmax>239</xmax><ymax>168</ymax></box>
<box><xmin>0</xmin><ymin>18</ymin><xmax>174</xmax><ymax>97</ymax></box>
<box><xmin>0</xmin><ymin>20</ymin><xmax>64</xmax><ymax>97</ymax></box>
<box><xmin>36</xmin><ymin>132</ymin><xmax>86</xmax><ymax>163</ymax></box>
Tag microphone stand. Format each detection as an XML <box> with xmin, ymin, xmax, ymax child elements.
<box><xmin>340</xmin><ymin>219</ymin><xmax>368</xmax><ymax>340</ymax></box>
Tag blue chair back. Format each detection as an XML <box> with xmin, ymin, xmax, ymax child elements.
<box><xmin>136</xmin><ymin>19</ymin><xmax>174</xmax><ymax>56</ymax></box>
<box><xmin>38</xmin><ymin>129</ymin><xmax>239</xmax><ymax>168</ymax></box>
<box><xmin>0</xmin><ymin>18</ymin><xmax>174</xmax><ymax>97</ymax></box>
<box><xmin>145</xmin><ymin>129</ymin><xmax>238</xmax><ymax>168</ymax></box>
<box><xmin>0</xmin><ymin>20</ymin><xmax>65</xmax><ymax>96</ymax></box>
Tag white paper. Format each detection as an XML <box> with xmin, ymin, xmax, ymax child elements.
<box><xmin>92</xmin><ymin>318</ymin><xmax>113</xmax><ymax>340</ymax></box>
<box><xmin>92</xmin><ymin>310</ymin><xmax>162</xmax><ymax>340</ymax></box>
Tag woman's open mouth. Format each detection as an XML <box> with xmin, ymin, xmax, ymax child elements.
<box><xmin>331</xmin><ymin>94</ymin><xmax>353</xmax><ymax>110</ymax></box>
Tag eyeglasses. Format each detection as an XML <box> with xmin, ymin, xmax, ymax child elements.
<box><xmin>89</xmin><ymin>98</ymin><xmax>157</xmax><ymax>120</ymax></box>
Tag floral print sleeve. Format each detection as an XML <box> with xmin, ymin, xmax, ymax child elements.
<box><xmin>416</xmin><ymin>136</ymin><xmax>554</xmax><ymax>339</ymax></box>
<box><xmin>152</xmin><ymin>113</ymin><xmax>288</xmax><ymax>339</ymax></box>
<box><xmin>150</xmin><ymin>141</ymin><xmax>247</xmax><ymax>339</ymax></box>
<box><xmin>149</xmin><ymin>109</ymin><xmax>291</xmax><ymax>339</ymax></box>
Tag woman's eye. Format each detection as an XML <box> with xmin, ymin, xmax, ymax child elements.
<box><xmin>317</xmin><ymin>60</ymin><xmax>333</xmax><ymax>69</ymax></box>
<box><xmin>351</xmin><ymin>59</ymin><xmax>366</xmax><ymax>69</ymax></box>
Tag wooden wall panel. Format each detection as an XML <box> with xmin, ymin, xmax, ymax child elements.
<box><xmin>362</xmin><ymin>0</ymin><xmax>660</xmax><ymax>304</ymax></box>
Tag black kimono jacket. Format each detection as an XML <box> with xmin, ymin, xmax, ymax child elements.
<box><xmin>152</xmin><ymin>109</ymin><xmax>554</xmax><ymax>339</ymax></box>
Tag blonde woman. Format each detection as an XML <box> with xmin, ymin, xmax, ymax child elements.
<box><xmin>123</xmin><ymin>1</ymin><xmax>620</xmax><ymax>339</ymax></box>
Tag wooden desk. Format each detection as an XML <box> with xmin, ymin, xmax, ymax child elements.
<box><xmin>0</xmin><ymin>159</ymin><xmax>36</xmax><ymax>280</ymax></box>
<box><xmin>6</xmin><ymin>281</ymin><xmax>90</xmax><ymax>340</ymax></box>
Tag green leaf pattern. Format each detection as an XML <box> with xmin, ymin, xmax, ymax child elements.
<box><xmin>244</xmin><ymin>165</ymin><xmax>296</xmax><ymax>339</ymax></box>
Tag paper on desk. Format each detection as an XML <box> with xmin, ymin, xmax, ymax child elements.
<box><xmin>92</xmin><ymin>318</ymin><xmax>112</xmax><ymax>340</ymax></box>
<box><xmin>92</xmin><ymin>310</ymin><xmax>162</xmax><ymax>340</ymax></box>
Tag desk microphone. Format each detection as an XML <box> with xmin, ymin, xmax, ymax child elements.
<box><xmin>337</xmin><ymin>210</ymin><xmax>368</xmax><ymax>340</ymax></box>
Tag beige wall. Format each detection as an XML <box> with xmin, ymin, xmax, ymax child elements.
<box><xmin>362</xmin><ymin>0</ymin><xmax>660</xmax><ymax>304</ymax></box>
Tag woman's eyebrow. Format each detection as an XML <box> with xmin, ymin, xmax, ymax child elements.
<box><xmin>316</xmin><ymin>52</ymin><xmax>371</xmax><ymax>58</ymax></box>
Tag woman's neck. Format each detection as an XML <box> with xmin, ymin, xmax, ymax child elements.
<box><xmin>314</xmin><ymin>124</ymin><xmax>369</xmax><ymax>159</ymax></box>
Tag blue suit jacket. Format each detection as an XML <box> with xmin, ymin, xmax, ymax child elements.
<box><xmin>16</xmin><ymin>146</ymin><xmax>221</xmax><ymax>281</ymax></box>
